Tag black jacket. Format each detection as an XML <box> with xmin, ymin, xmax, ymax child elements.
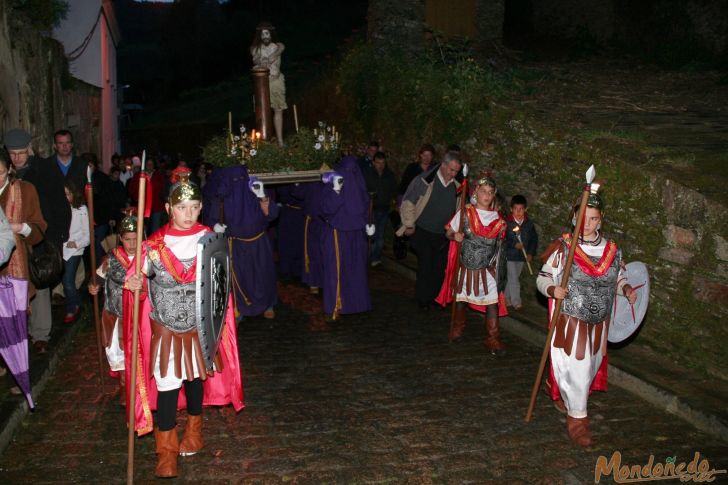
<box><xmin>364</xmin><ymin>166</ymin><xmax>398</xmax><ymax>212</ymax></box>
<box><xmin>46</xmin><ymin>154</ymin><xmax>87</xmax><ymax>193</ymax></box>
<box><xmin>16</xmin><ymin>156</ymin><xmax>71</xmax><ymax>246</ymax></box>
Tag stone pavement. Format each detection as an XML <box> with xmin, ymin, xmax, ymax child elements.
<box><xmin>0</xmin><ymin>269</ymin><xmax>726</xmax><ymax>484</ymax></box>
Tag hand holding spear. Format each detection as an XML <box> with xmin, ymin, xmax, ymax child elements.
<box><xmin>85</xmin><ymin>166</ymin><xmax>105</xmax><ymax>388</ymax></box>
<box><xmin>525</xmin><ymin>165</ymin><xmax>595</xmax><ymax>422</ymax></box>
<box><xmin>127</xmin><ymin>150</ymin><xmax>147</xmax><ymax>484</ymax></box>
<box><xmin>448</xmin><ymin>164</ymin><xmax>469</xmax><ymax>343</ymax></box>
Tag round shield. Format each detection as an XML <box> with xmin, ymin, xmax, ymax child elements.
<box><xmin>608</xmin><ymin>261</ymin><xmax>650</xmax><ymax>343</ymax></box>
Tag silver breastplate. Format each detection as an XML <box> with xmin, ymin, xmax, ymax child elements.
<box><xmin>459</xmin><ymin>215</ymin><xmax>498</xmax><ymax>270</ymax></box>
<box><xmin>149</xmin><ymin>256</ymin><xmax>197</xmax><ymax>332</ymax></box>
<box><xmin>563</xmin><ymin>248</ymin><xmax>621</xmax><ymax>324</ymax></box>
<box><xmin>104</xmin><ymin>255</ymin><xmax>127</xmax><ymax>317</ymax></box>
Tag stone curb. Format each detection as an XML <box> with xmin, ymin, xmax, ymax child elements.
<box><xmin>380</xmin><ymin>255</ymin><xmax>728</xmax><ymax>443</ymax></box>
<box><xmin>0</xmin><ymin>314</ymin><xmax>86</xmax><ymax>455</ymax></box>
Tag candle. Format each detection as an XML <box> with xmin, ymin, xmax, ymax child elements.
<box><xmin>314</xmin><ymin>128</ymin><xmax>317</xmax><ymax>136</ymax></box>
<box><xmin>293</xmin><ymin>104</ymin><xmax>299</xmax><ymax>133</ymax></box>
<box><xmin>251</xmin><ymin>129</ymin><xmax>256</xmax><ymax>142</ymax></box>
<box><xmin>228</xmin><ymin>112</ymin><xmax>232</xmax><ymax>133</ymax></box>
<box><xmin>141</xmin><ymin>149</ymin><xmax>146</xmax><ymax>172</ymax></box>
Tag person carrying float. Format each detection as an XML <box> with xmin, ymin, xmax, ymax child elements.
<box><xmin>436</xmin><ymin>173</ymin><xmax>508</xmax><ymax>356</ymax></box>
<box><xmin>126</xmin><ymin>169</ymin><xmax>243</xmax><ymax>478</ymax></box>
<box><xmin>536</xmin><ymin>184</ymin><xmax>636</xmax><ymax>447</ymax></box>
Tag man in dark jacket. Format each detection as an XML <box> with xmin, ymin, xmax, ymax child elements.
<box><xmin>47</xmin><ymin>129</ymin><xmax>87</xmax><ymax>192</ymax></box>
<box><xmin>363</xmin><ymin>152</ymin><xmax>398</xmax><ymax>266</ymax></box>
<box><xmin>4</xmin><ymin>128</ymin><xmax>71</xmax><ymax>353</ymax></box>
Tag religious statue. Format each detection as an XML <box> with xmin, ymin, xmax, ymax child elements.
<box><xmin>250</xmin><ymin>21</ymin><xmax>286</xmax><ymax>147</ymax></box>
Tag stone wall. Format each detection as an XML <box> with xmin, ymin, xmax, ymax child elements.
<box><xmin>530</xmin><ymin>0</ymin><xmax>728</xmax><ymax>60</ymax></box>
<box><xmin>0</xmin><ymin>3</ymin><xmax>99</xmax><ymax>157</ymax></box>
<box><xmin>464</xmin><ymin>120</ymin><xmax>728</xmax><ymax>380</ymax></box>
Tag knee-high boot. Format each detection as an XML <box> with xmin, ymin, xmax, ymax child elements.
<box><xmin>484</xmin><ymin>313</ymin><xmax>506</xmax><ymax>356</ymax></box>
<box><xmin>154</xmin><ymin>427</ymin><xmax>179</xmax><ymax>478</ymax></box>
<box><xmin>179</xmin><ymin>414</ymin><xmax>204</xmax><ymax>456</ymax></box>
<box><xmin>449</xmin><ymin>304</ymin><xmax>467</xmax><ymax>342</ymax></box>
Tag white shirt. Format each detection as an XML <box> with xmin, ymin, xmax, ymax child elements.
<box><xmin>63</xmin><ymin>205</ymin><xmax>90</xmax><ymax>260</ymax></box>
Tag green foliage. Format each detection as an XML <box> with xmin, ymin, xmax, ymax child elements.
<box><xmin>336</xmin><ymin>41</ymin><xmax>507</xmax><ymax>147</ymax></box>
<box><xmin>201</xmin><ymin>127</ymin><xmax>340</xmax><ymax>173</ymax></box>
<box><xmin>12</xmin><ymin>0</ymin><xmax>68</xmax><ymax>29</ymax></box>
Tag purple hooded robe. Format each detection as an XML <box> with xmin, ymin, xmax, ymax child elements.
<box><xmin>276</xmin><ymin>185</ymin><xmax>305</xmax><ymax>279</ymax></box>
<box><xmin>292</xmin><ymin>181</ymin><xmax>325</xmax><ymax>290</ymax></box>
<box><xmin>205</xmin><ymin>165</ymin><xmax>279</xmax><ymax>318</ymax></box>
<box><xmin>320</xmin><ymin>156</ymin><xmax>371</xmax><ymax>316</ymax></box>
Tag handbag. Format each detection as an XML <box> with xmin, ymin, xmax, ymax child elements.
<box><xmin>28</xmin><ymin>240</ymin><xmax>64</xmax><ymax>289</ymax></box>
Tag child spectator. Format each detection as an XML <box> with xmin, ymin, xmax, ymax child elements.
<box><xmin>62</xmin><ymin>182</ymin><xmax>90</xmax><ymax>323</ymax></box>
<box><xmin>505</xmin><ymin>194</ymin><xmax>538</xmax><ymax>310</ymax></box>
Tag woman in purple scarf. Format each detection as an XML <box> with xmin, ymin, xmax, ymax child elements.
<box><xmin>320</xmin><ymin>156</ymin><xmax>372</xmax><ymax>319</ymax></box>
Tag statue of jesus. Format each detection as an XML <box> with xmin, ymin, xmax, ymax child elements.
<box><xmin>250</xmin><ymin>21</ymin><xmax>286</xmax><ymax>147</ymax></box>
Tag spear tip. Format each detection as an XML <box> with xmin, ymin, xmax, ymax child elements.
<box><xmin>586</xmin><ymin>165</ymin><xmax>595</xmax><ymax>184</ymax></box>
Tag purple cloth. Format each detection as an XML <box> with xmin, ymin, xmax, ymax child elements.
<box><xmin>319</xmin><ymin>156</ymin><xmax>371</xmax><ymax>315</ymax></box>
<box><xmin>294</xmin><ymin>182</ymin><xmax>325</xmax><ymax>289</ymax></box>
<box><xmin>206</xmin><ymin>165</ymin><xmax>279</xmax><ymax>317</ymax></box>
<box><xmin>0</xmin><ymin>277</ymin><xmax>33</xmax><ymax>408</ymax></box>
<box><xmin>276</xmin><ymin>185</ymin><xmax>305</xmax><ymax>279</ymax></box>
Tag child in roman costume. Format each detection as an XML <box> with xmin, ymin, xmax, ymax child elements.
<box><xmin>88</xmin><ymin>210</ymin><xmax>138</xmax><ymax>392</ymax></box>
<box><xmin>126</xmin><ymin>170</ymin><xmax>243</xmax><ymax>478</ymax></box>
<box><xmin>536</xmin><ymin>190</ymin><xmax>636</xmax><ymax>447</ymax></box>
<box><xmin>436</xmin><ymin>173</ymin><xmax>508</xmax><ymax>356</ymax></box>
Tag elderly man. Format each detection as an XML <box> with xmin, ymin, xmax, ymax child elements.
<box><xmin>398</xmin><ymin>151</ymin><xmax>462</xmax><ymax>310</ymax></box>
<box><xmin>3</xmin><ymin>128</ymin><xmax>71</xmax><ymax>353</ymax></box>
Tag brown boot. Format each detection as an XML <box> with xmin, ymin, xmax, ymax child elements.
<box><xmin>154</xmin><ymin>427</ymin><xmax>179</xmax><ymax>478</ymax></box>
<box><xmin>566</xmin><ymin>416</ymin><xmax>593</xmax><ymax>447</ymax></box>
<box><xmin>484</xmin><ymin>315</ymin><xmax>506</xmax><ymax>356</ymax></box>
<box><xmin>449</xmin><ymin>305</ymin><xmax>467</xmax><ymax>342</ymax></box>
<box><xmin>179</xmin><ymin>414</ymin><xmax>204</xmax><ymax>456</ymax></box>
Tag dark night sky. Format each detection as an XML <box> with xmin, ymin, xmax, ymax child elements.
<box><xmin>116</xmin><ymin>0</ymin><xmax>369</xmax><ymax>106</ymax></box>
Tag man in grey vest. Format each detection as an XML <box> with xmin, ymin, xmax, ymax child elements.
<box><xmin>398</xmin><ymin>151</ymin><xmax>461</xmax><ymax>310</ymax></box>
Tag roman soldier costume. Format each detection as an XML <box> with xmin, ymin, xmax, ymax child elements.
<box><xmin>536</xmin><ymin>192</ymin><xmax>631</xmax><ymax>447</ymax></box>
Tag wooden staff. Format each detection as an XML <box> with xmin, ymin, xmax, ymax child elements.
<box><xmin>448</xmin><ymin>171</ymin><xmax>469</xmax><ymax>343</ymax></box>
<box><xmin>512</xmin><ymin>225</ymin><xmax>533</xmax><ymax>275</ymax></box>
<box><xmin>293</xmin><ymin>104</ymin><xmax>299</xmax><ymax>133</ymax></box>
<box><xmin>85</xmin><ymin>167</ymin><xmax>106</xmax><ymax>388</ymax></box>
<box><xmin>127</xmin><ymin>150</ymin><xmax>147</xmax><ymax>484</ymax></box>
<box><xmin>525</xmin><ymin>165</ymin><xmax>595</xmax><ymax>422</ymax></box>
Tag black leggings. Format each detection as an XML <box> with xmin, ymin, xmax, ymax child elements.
<box><xmin>156</xmin><ymin>378</ymin><xmax>203</xmax><ymax>431</ymax></box>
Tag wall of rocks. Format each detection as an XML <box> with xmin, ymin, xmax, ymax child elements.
<box><xmin>0</xmin><ymin>3</ymin><xmax>97</xmax><ymax>157</ymax></box>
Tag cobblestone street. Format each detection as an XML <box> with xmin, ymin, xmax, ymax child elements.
<box><xmin>0</xmin><ymin>269</ymin><xmax>726</xmax><ymax>484</ymax></box>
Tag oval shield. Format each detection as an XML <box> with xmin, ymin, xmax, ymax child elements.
<box><xmin>608</xmin><ymin>261</ymin><xmax>650</xmax><ymax>343</ymax></box>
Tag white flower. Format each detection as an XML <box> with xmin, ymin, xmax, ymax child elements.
<box><xmin>250</xmin><ymin>149</ymin><xmax>257</xmax><ymax>156</ymax></box>
<box><xmin>318</xmin><ymin>121</ymin><xmax>324</xmax><ymax>127</ymax></box>
<box><xmin>233</xmin><ymin>135</ymin><xmax>240</xmax><ymax>141</ymax></box>
<box><xmin>326</xmin><ymin>126</ymin><xmax>331</xmax><ymax>132</ymax></box>
<box><xmin>329</xmin><ymin>135</ymin><xmax>335</xmax><ymax>142</ymax></box>
<box><xmin>239</xmin><ymin>125</ymin><xmax>246</xmax><ymax>133</ymax></box>
<box><xmin>231</xmin><ymin>149</ymin><xmax>237</xmax><ymax>155</ymax></box>
<box><xmin>314</xmin><ymin>142</ymin><xmax>322</xmax><ymax>150</ymax></box>
<box><xmin>318</xmin><ymin>135</ymin><xmax>325</xmax><ymax>142</ymax></box>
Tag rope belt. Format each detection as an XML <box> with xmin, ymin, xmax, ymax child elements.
<box><xmin>231</xmin><ymin>231</ymin><xmax>265</xmax><ymax>243</ymax></box>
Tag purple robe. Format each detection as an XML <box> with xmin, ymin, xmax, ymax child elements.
<box><xmin>206</xmin><ymin>165</ymin><xmax>279</xmax><ymax>318</ymax></box>
<box><xmin>276</xmin><ymin>185</ymin><xmax>305</xmax><ymax>279</ymax></box>
<box><xmin>294</xmin><ymin>182</ymin><xmax>325</xmax><ymax>289</ymax></box>
<box><xmin>320</xmin><ymin>156</ymin><xmax>371</xmax><ymax>316</ymax></box>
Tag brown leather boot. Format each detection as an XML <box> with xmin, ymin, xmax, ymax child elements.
<box><xmin>566</xmin><ymin>416</ymin><xmax>593</xmax><ymax>447</ymax></box>
<box><xmin>179</xmin><ymin>414</ymin><xmax>204</xmax><ymax>456</ymax></box>
<box><xmin>154</xmin><ymin>427</ymin><xmax>179</xmax><ymax>478</ymax></box>
<box><xmin>449</xmin><ymin>305</ymin><xmax>467</xmax><ymax>342</ymax></box>
<box><xmin>484</xmin><ymin>315</ymin><xmax>506</xmax><ymax>356</ymax></box>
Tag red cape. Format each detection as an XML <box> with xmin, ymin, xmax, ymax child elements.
<box><xmin>435</xmin><ymin>206</ymin><xmax>508</xmax><ymax>316</ymax></box>
<box><xmin>123</xmin><ymin>224</ymin><xmax>244</xmax><ymax>436</ymax></box>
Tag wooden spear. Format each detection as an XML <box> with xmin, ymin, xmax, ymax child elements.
<box><xmin>85</xmin><ymin>166</ymin><xmax>106</xmax><ymax>388</ymax></box>
<box><xmin>127</xmin><ymin>150</ymin><xmax>147</xmax><ymax>484</ymax></box>
<box><xmin>525</xmin><ymin>165</ymin><xmax>595</xmax><ymax>422</ymax></box>
<box><xmin>448</xmin><ymin>164</ymin><xmax>469</xmax><ymax>343</ymax></box>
